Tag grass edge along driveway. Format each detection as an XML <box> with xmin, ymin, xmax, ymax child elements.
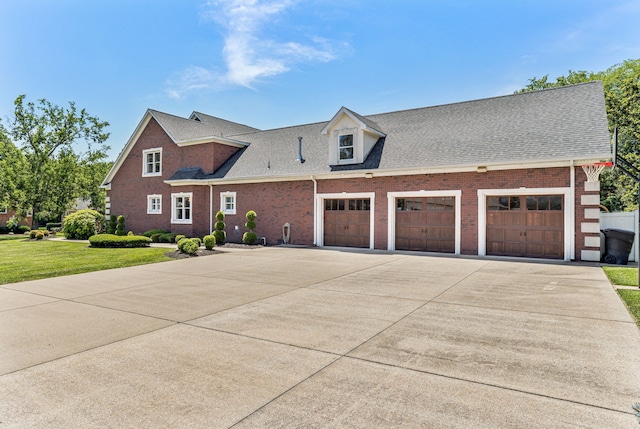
<box><xmin>0</xmin><ymin>238</ymin><xmax>172</xmax><ymax>285</ymax></box>
<box><xmin>602</xmin><ymin>265</ymin><xmax>640</xmax><ymax>328</ymax></box>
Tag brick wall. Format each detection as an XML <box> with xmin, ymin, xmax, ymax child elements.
<box><xmin>108</xmin><ymin>117</ymin><xmax>238</xmax><ymax>235</ymax></box>
<box><xmin>213</xmin><ymin>181</ymin><xmax>315</xmax><ymax>245</ymax></box>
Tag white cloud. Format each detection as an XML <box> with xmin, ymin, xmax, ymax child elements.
<box><xmin>166</xmin><ymin>0</ymin><xmax>346</xmax><ymax>98</ymax></box>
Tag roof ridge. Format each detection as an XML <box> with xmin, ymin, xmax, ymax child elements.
<box><xmin>364</xmin><ymin>81</ymin><xmax>603</xmax><ymax>119</ymax></box>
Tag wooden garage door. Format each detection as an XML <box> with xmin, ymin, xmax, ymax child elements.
<box><xmin>324</xmin><ymin>199</ymin><xmax>370</xmax><ymax>248</ymax></box>
<box><xmin>396</xmin><ymin>197</ymin><xmax>455</xmax><ymax>253</ymax></box>
<box><xmin>486</xmin><ymin>195</ymin><xmax>564</xmax><ymax>259</ymax></box>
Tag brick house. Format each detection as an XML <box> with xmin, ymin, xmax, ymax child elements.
<box><xmin>102</xmin><ymin>82</ymin><xmax>610</xmax><ymax>261</ymax></box>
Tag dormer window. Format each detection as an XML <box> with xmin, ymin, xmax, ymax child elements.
<box><xmin>339</xmin><ymin>134</ymin><xmax>354</xmax><ymax>161</ymax></box>
<box><xmin>322</xmin><ymin>107</ymin><xmax>386</xmax><ymax>166</ymax></box>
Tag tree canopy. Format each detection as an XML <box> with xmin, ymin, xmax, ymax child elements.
<box><xmin>0</xmin><ymin>95</ymin><xmax>111</xmax><ymax>227</ymax></box>
<box><xmin>518</xmin><ymin>59</ymin><xmax>640</xmax><ymax>211</ymax></box>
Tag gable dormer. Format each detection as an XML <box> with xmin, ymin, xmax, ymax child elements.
<box><xmin>321</xmin><ymin>107</ymin><xmax>386</xmax><ymax>165</ymax></box>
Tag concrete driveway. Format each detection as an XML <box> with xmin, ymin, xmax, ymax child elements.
<box><xmin>1</xmin><ymin>247</ymin><xmax>639</xmax><ymax>428</ymax></box>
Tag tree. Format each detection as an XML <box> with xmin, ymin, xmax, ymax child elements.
<box><xmin>0</xmin><ymin>129</ymin><xmax>29</xmax><ymax>218</ymax></box>
<box><xmin>1</xmin><ymin>95</ymin><xmax>110</xmax><ymax>227</ymax></box>
<box><xmin>517</xmin><ymin>59</ymin><xmax>640</xmax><ymax>211</ymax></box>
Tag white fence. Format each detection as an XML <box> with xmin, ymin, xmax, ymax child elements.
<box><xmin>600</xmin><ymin>211</ymin><xmax>638</xmax><ymax>262</ymax></box>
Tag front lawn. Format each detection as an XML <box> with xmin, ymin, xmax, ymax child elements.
<box><xmin>602</xmin><ymin>265</ymin><xmax>638</xmax><ymax>287</ymax></box>
<box><xmin>602</xmin><ymin>265</ymin><xmax>640</xmax><ymax>327</ymax></box>
<box><xmin>0</xmin><ymin>239</ymin><xmax>172</xmax><ymax>285</ymax></box>
<box><xmin>618</xmin><ymin>289</ymin><xmax>640</xmax><ymax>326</ymax></box>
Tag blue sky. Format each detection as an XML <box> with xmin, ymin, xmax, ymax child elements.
<box><xmin>1</xmin><ymin>0</ymin><xmax>639</xmax><ymax>161</ymax></box>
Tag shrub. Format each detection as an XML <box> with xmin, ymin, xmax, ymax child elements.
<box><xmin>177</xmin><ymin>237</ymin><xmax>189</xmax><ymax>252</ymax></box>
<box><xmin>127</xmin><ymin>231</ymin><xmax>134</xmax><ymax>236</ymax></box>
<box><xmin>35</xmin><ymin>230</ymin><xmax>45</xmax><ymax>240</ymax></box>
<box><xmin>159</xmin><ymin>232</ymin><xmax>177</xmax><ymax>243</ymax></box>
<box><xmin>181</xmin><ymin>239</ymin><xmax>199</xmax><ymax>255</ymax></box>
<box><xmin>242</xmin><ymin>231</ymin><xmax>257</xmax><ymax>245</ymax></box>
<box><xmin>63</xmin><ymin>209</ymin><xmax>105</xmax><ymax>239</ymax></box>
<box><xmin>243</xmin><ymin>210</ymin><xmax>258</xmax><ymax>245</ymax></box>
<box><xmin>212</xmin><ymin>230</ymin><xmax>226</xmax><ymax>244</ymax></box>
<box><xmin>151</xmin><ymin>233</ymin><xmax>163</xmax><ymax>243</ymax></box>
<box><xmin>175</xmin><ymin>234</ymin><xmax>186</xmax><ymax>243</ymax></box>
<box><xmin>203</xmin><ymin>235</ymin><xmax>216</xmax><ymax>250</ymax></box>
<box><xmin>29</xmin><ymin>230</ymin><xmax>38</xmax><ymax>239</ymax></box>
<box><xmin>89</xmin><ymin>234</ymin><xmax>151</xmax><ymax>248</ymax></box>
<box><xmin>213</xmin><ymin>210</ymin><xmax>226</xmax><ymax>244</ymax></box>
<box><xmin>46</xmin><ymin>222</ymin><xmax>62</xmax><ymax>231</ymax></box>
<box><xmin>18</xmin><ymin>225</ymin><xmax>31</xmax><ymax>234</ymax></box>
<box><xmin>0</xmin><ymin>226</ymin><xmax>10</xmax><ymax>234</ymax></box>
<box><xmin>115</xmin><ymin>215</ymin><xmax>126</xmax><ymax>236</ymax></box>
<box><xmin>107</xmin><ymin>215</ymin><xmax>117</xmax><ymax>234</ymax></box>
<box><xmin>143</xmin><ymin>229</ymin><xmax>167</xmax><ymax>237</ymax></box>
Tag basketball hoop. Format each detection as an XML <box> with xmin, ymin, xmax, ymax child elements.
<box><xmin>581</xmin><ymin>161</ymin><xmax>613</xmax><ymax>183</ymax></box>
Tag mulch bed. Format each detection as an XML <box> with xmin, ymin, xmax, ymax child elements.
<box><xmin>165</xmin><ymin>243</ymin><xmax>263</xmax><ymax>259</ymax></box>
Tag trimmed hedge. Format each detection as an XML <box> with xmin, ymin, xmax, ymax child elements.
<box><xmin>89</xmin><ymin>234</ymin><xmax>152</xmax><ymax>248</ymax></box>
<box><xmin>143</xmin><ymin>229</ymin><xmax>168</xmax><ymax>238</ymax></box>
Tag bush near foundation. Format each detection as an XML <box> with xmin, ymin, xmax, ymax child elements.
<box><xmin>143</xmin><ymin>229</ymin><xmax>167</xmax><ymax>237</ymax></box>
<box><xmin>242</xmin><ymin>210</ymin><xmax>258</xmax><ymax>245</ymax></box>
<box><xmin>203</xmin><ymin>235</ymin><xmax>216</xmax><ymax>250</ymax></box>
<box><xmin>89</xmin><ymin>234</ymin><xmax>151</xmax><ymax>248</ymax></box>
<box><xmin>213</xmin><ymin>210</ymin><xmax>226</xmax><ymax>244</ymax></box>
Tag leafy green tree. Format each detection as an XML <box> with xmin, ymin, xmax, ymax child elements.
<box><xmin>1</xmin><ymin>95</ymin><xmax>110</xmax><ymax>227</ymax></box>
<box><xmin>518</xmin><ymin>59</ymin><xmax>640</xmax><ymax>211</ymax></box>
<box><xmin>0</xmin><ymin>129</ymin><xmax>29</xmax><ymax>218</ymax></box>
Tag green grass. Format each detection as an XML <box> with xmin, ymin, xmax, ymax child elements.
<box><xmin>602</xmin><ymin>266</ymin><xmax>640</xmax><ymax>328</ymax></box>
<box><xmin>0</xmin><ymin>239</ymin><xmax>172</xmax><ymax>285</ymax></box>
<box><xmin>0</xmin><ymin>234</ymin><xmax>29</xmax><ymax>241</ymax></box>
<box><xmin>602</xmin><ymin>266</ymin><xmax>638</xmax><ymax>287</ymax></box>
<box><xmin>618</xmin><ymin>289</ymin><xmax>640</xmax><ymax>325</ymax></box>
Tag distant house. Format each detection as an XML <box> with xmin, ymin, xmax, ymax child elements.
<box><xmin>0</xmin><ymin>208</ymin><xmax>32</xmax><ymax>231</ymax></box>
<box><xmin>101</xmin><ymin>82</ymin><xmax>610</xmax><ymax>261</ymax></box>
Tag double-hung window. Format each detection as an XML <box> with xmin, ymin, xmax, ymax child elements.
<box><xmin>147</xmin><ymin>195</ymin><xmax>162</xmax><ymax>214</ymax></box>
<box><xmin>220</xmin><ymin>191</ymin><xmax>236</xmax><ymax>215</ymax></box>
<box><xmin>142</xmin><ymin>148</ymin><xmax>162</xmax><ymax>177</ymax></box>
<box><xmin>339</xmin><ymin>134</ymin><xmax>354</xmax><ymax>161</ymax></box>
<box><xmin>171</xmin><ymin>193</ymin><xmax>192</xmax><ymax>224</ymax></box>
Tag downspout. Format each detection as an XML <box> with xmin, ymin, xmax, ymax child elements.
<box><xmin>569</xmin><ymin>160</ymin><xmax>575</xmax><ymax>261</ymax></box>
<box><xmin>209</xmin><ymin>184</ymin><xmax>213</xmax><ymax>234</ymax></box>
<box><xmin>311</xmin><ymin>175</ymin><xmax>317</xmax><ymax>246</ymax></box>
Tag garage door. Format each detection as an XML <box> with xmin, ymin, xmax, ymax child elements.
<box><xmin>486</xmin><ymin>195</ymin><xmax>563</xmax><ymax>259</ymax></box>
<box><xmin>324</xmin><ymin>199</ymin><xmax>370</xmax><ymax>248</ymax></box>
<box><xmin>396</xmin><ymin>197</ymin><xmax>455</xmax><ymax>253</ymax></box>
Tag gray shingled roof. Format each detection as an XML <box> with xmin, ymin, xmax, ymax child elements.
<box><xmin>155</xmin><ymin>82</ymin><xmax>609</xmax><ymax>182</ymax></box>
<box><xmin>202</xmin><ymin>81</ymin><xmax>609</xmax><ymax>180</ymax></box>
<box><xmin>150</xmin><ymin>110</ymin><xmax>258</xmax><ymax>143</ymax></box>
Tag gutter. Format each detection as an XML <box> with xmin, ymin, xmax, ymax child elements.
<box><xmin>311</xmin><ymin>175</ymin><xmax>317</xmax><ymax>246</ymax></box>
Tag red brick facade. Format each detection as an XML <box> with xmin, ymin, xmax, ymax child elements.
<box><xmin>107</xmin><ymin>115</ymin><xmax>599</xmax><ymax>261</ymax></box>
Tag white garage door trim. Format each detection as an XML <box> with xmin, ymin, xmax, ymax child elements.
<box><xmin>477</xmin><ymin>187</ymin><xmax>572</xmax><ymax>261</ymax></box>
<box><xmin>387</xmin><ymin>190</ymin><xmax>462</xmax><ymax>254</ymax></box>
<box><xmin>315</xmin><ymin>192</ymin><xmax>375</xmax><ymax>249</ymax></box>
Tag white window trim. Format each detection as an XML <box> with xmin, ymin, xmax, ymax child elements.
<box><xmin>220</xmin><ymin>191</ymin><xmax>236</xmax><ymax>215</ymax></box>
<box><xmin>147</xmin><ymin>194</ymin><xmax>162</xmax><ymax>215</ymax></box>
<box><xmin>142</xmin><ymin>147</ymin><xmax>162</xmax><ymax>177</ymax></box>
<box><xmin>0</xmin><ymin>207</ymin><xmax>7</xmax><ymax>214</ymax></box>
<box><xmin>477</xmin><ymin>187</ymin><xmax>571</xmax><ymax>261</ymax></box>
<box><xmin>314</xmin><ymin>192</ymin><xmax>375</xmax><ymax>250</ymax></box>
<box><xmin>387</xmin><ymin>190</ymin><xmax>462</xmax><ymax>254</ymax></box>
<box><xmin>171</xmin><ymin>192</ymin><xmax>192</xmax><ymax>224</ymax></box>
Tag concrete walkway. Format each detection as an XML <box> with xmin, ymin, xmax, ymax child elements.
<box><xmin>1</xmin><ymin>247</ymin><xmax>639</xmax><ymax>428</ymax></box>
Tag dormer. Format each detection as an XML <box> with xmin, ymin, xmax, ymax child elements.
<box><xmin>321</xmin><ymin>107</ymin><xmax>386</xmax><ymax>165</ymax></box>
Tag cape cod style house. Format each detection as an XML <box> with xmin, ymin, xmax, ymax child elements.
<box><xmin>101</xmin><ymin>82</ymin><xmax>611</xmax><ymax>261</ymax></box>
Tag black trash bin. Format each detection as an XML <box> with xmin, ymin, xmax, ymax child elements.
<box><xmin>602</xmin><ymin>228</ymin><xmax>635</xmax><ymax>265</ymax></box>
